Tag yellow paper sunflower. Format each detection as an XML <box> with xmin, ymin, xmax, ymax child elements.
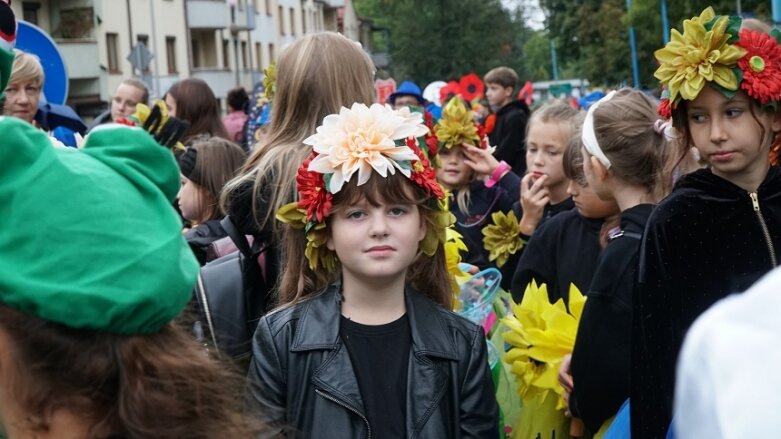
<box><xmin>276</xmin><ymin>202</ymin><xmax>337</xmax><ymax>272</ymax></box>
<box><xmin>434</xmin><ymin>97</ymin><xmax>480</xmax><ymax>149</ymax></box>
<box><xmin>444</xmin><ymin>227</ymin><xmax>469</xmax><ymax>309</ymax></box>
<box><xmin>481</xmin><ymin>210</ymin><xmax>525</xmax><ymax>268</ymax></box>
<box><xmin>654</xmin><ymin>7</ymin><xmax>746</xmax><ymax>105</ymax></box>
<box><xmin>502</xmin><ymin>282</ymin><xmax>586</xmax><ymax>410</ymax></box>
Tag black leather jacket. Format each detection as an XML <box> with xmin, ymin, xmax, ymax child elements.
<box><xmin>246</xmin><ymin>284</ymin><xmax>499</xmax><ymax>438</ymax></box>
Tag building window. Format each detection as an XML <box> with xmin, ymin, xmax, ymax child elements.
<box><xmin>241</xmin><ymin>41</ymin><xmax>248</xmax><ymax>70</ymax></box>
<box><xmin>255</xmin><ymin>42</ymin><xmax>262</xmax><ymax>70</ymax></box>
<box><xmin>278</xmin><ymin>5</ymin><xmax>285</xmax><ymax>35</ymax></box>
<box><xmin>302</xmin><ymin>7</ymin><xmax>306</xmax><ymax>34</ymax></box>
<box><xmin>222</xmin><ymin>39</ymin><xmax>230</xmax><ymax>69</ymax></box>
<box><xmin>290</xmin><ymin>8</ymin><xmax>296</xmax><ymax>36</ymax></box>
<box><xmin>191</xmin><ymin>38</ymin><xmax>201</xmax><ymax>68</ymax></box>
<box><xmin>107</xmin><ymin>33</ymin><xmax>120</xmax><ymax>73</ymax></box>
<box><xmin>166</xmin><ymin>36</ymin><xmax>177</xmax><ymax>74</ymax></box>
<box><xmin>265</xmin><ymin>0</ymin><xmax>271</xmax><ymax>16</ymax></box>
<box><xmin>269</xmin><ymin>43</ymin><xmax>275</xmax><ymax>62</ymax></box>
<box><xmin>22</xmin><ymin>2</ymin><xmax>39</xmax><ymax>25</ymax></box>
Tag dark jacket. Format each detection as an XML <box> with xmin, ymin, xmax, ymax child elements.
<box><xmin>488</xmin><ymin>100</ymin><xmax>530</xmax><ymax>176</ymax></box>
<box><xmin>452</xmin><ymin>171</ymin><xmax>521</xmax><ymax>269</ymax></box>
<box><xmin>569</xmin><ymin>204</ymin><xmax>653</xmax><ymax>433</ymax></box>
<box><xmin>184</xmin><ymin>219</ymin><xmax>227</xmax><ymax>265</ymax></box>
<box><xmin>246</xmin><ymin>284</ymin><xmax>499</xmax><ymax>438</ymax></box>
<box><xmin>510</xmin><ymin>209</ymin><xmax>604</xmax><ymax>304</ymax></box>
<box><xmin>86</xmin><ymin>108</ymin><xmax>112</xmax><ymax>133</ymax></box>
<box><xmin>631</xmin><ymin>167</ymin><xmax>781</xmax><ymax>439</ymax></box>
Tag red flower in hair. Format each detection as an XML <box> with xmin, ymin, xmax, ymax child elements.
<box><xmin>736</xmin><ymin>29</ymin><xmax>781</xmax><ymax>105</ymax></box>
<box><xmin>657</xmin><ymin>98</ymin><xmax>672</xmax><ymax>119</ymax></box>
<box><xmin>296</xmin><ymin>154</ymin><xmax>333</xmax><ymax>223</ymax></box>
<box><xmin>406</xmin><ymin>137</ymin><xmax>444</xmax><ymax>199</ymax></box>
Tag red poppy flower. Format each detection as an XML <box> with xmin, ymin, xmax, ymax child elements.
<box><xmin>296</xmin><ymin>154</ymin><xmax>332</xmax><ymax>223</ymax></box>
<box><xmin>439</xmin><ymin>81</ymin><xmax>461</xmax><ymax>104</ymax></box>
<box><xmin>459</xmin><ymin>73</ymin><xmax>484</xmax><ymax>103</ymax></box>
<box><xmin>406</xmin><ymin>137</ymin><xmax>445</xmax><ymax>199</ymax></box>
<box><xmin>736</xmin><ymin>29</ymin><xmax>781</xmax><ymax>104</ymax></box>
<box><xmin>484</xmin><ymin>114</ymin><xmax>496</xmax><ymax>135</ymax></box>
<box><xmin>657</xmin><ymin>98</ymin><xmax>672</xmax><ymax>119</ymax></box>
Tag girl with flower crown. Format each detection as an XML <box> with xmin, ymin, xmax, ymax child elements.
<box><xmin>632</xmin><ymin>9</ymin><xmax>781</xmax><ymax>438</ymax></box>
<box><xmin>245</xmin><ymin>103</ymin><xmax>499</xmax><ymax>438</ymax></box>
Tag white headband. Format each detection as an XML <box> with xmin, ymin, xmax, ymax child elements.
<box><xmin>582</xmin><ymin>90</ymin><xmax>617</xmax><ymax>169</ymax></box>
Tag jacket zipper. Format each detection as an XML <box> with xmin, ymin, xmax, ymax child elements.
<box><xmin>750</xmin><ymin>192</ymin><xmax>777</xmax><ymax>268</ymax></box>
<box><xmin>196</xmin><ymin>275</ymin><xmax>221</xmax><ymax>351</ymax></box>
<box><xmin>315</xmin><ymin>388</ymin><xmax>372</xmax><ymax>439</ymax></box>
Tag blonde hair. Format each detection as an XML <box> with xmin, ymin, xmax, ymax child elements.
<box><xmin>526</xmin><ymin>99</ymin><xmax>581</xmax><ymax>141</ymax></box>
<box><xmin>221</xmin><ymin>32</ymin><xmax>375</xmax><ymax>239</ymax></box>
<box><xmin>10</xmin><ymin>49</ymin><xmax>44</xmax><ymax>87</ymax></box>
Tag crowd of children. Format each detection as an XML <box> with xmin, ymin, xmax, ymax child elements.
<box><xmin>4</xmin><ymin>3</ymin><xmax>781</xmax><ymax>437</ymax></box>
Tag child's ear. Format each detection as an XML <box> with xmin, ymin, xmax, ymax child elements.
<box><xmin>590</xmin><ymin>155</ymin><xmax>609</xmax><ymax>181</ymax></box>
<box><xmin>417</xmin><ymin>216</ymin><xmax>427</xmax><ymax>242</ymax></box>
<box><xmin>771</xmin><ymin>108</ymin><xmax>781</xmax><ymax>133</ymax></box>
<box><xmin>326</xmin><ymin>233</ymin><xmax>335</xmax><ymax>251</ymax></box>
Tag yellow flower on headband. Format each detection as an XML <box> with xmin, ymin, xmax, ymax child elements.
<box><xmin>434</xmin><ymin>98</ymin><xmax>480</xmax><ymax>149</ymax></box>
<box><xmin>654</xmin><ymin>7</ymin><xmax>746</xmax><ymax>105</ymax></box>
<box><xmin>305</xmin><ymin>103</ymin><xmax>429</xmax><ymax>194</ymax></box>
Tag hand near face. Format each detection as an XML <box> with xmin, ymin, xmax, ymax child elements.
<box><xmin>518</xmin><ymin>173</ymin><xmax>549</xmax><ymax>235</ymax></box>
<box><xmin>461</xmin><ymin>142</ymin><xmax>500</xmax><ymax>177</ymax></box>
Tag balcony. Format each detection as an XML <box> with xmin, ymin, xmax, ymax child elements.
<box><xmin>230</xmin><ymin>4</ymin><xmax>256</xmax><ymax>33</ymax></box>
<box><xmin>191</xmin><ymin>68</ymin><xmax>235</xmax><ymax>98</ymax></box>
<box><xmin>56</xmin><ymin>39</ymin><xmax>100</xmax><ymax>80</ymax></box>
<box><xmin>187</xmin><ymin>0</ymin><xmax>229</xmax><ymax>29</ymax></box>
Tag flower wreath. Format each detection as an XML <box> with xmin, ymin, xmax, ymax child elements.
<box><xmin>276</xmin><ymin>103</ymin><xmax>454</xmax><ymax>272</ymax></box>
<box><xmin>430</xmin><ymin>97</ymin><xmax>490</xmax><ymax>154</ymax></box>
<box><xmin>655</xmin><ymin>7</ymin><xmax>781</xmax><ymax>114</ymax></box>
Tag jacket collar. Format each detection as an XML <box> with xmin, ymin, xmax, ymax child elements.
<box><xmin>291</xmin><ymin>283</ymin><xmax>460</xmax><ymax>361</ymax></box>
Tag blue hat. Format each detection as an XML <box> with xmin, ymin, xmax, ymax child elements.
<box><xmin>388</xmin><ymin>81</ymin><xmax>426</xmax><ymax>106</ymax></box>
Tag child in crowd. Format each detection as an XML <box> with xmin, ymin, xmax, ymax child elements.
<box><xmin>246</xmin><ymin>103</ymin><xmax>498</xmax><ymax>437</ymax></box>
<box><xmin>223</xmin><ymin>86</ymin><xmax>249</xmax><ymax>147</ymax></box>
<box><xmin>434</xmin><ymin>97</ymin><xmax>521</xmax><ymax>267</ymax></box>
<box><xmin>178</xmin><ymin>137</ymin><xmax>247</xmax><ymax>265</ymax></box>
<box><xmin>632</xmin><ymin>9</ymin><xmax>781</xmax><ymax>437</ymax></box>
<box><xmin>484</xmin><ymin>66</ymin><xmax>531</xmax><ymax>175</ymax></box>
<box><xmin>0</xmin><ymin>117</ymin><xmax>262</xmax><ymax>438</ymax></box>
<box><xmin>510</xmin><ymin>114</ymin><xmax>621</xmax><ymax>305</ymax></box>
<box><xmin>559</xmin><ymin>88</ymin><xmax>673</xmax><ymax>436</ymax></box>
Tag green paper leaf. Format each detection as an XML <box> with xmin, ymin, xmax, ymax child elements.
<box><xmin>771</xmin><ymin>29</ymin><xmax>781</xmax><ymax>45</ymax></box>
<box><xmin>725</xmin><ymin>16</ymin><xmax>742</xmax><ymax>43</ymax></box>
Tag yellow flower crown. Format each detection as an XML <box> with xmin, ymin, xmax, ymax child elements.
<box><xmin>655</xmin><ymin>7</ymin><xmax>781</xmax><ymax>111</ymax></box>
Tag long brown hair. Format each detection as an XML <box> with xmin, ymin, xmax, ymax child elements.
<box><xmin>165</xmin><ymin>78</ymin><xmax>230</xmax><ymax>144</ymax></box>
<box><xmin>185</xmin><ymin>138</ymin><xmax>247</xmax><ymax>223</ymax></box>
<box><xmin>221</xmin><ymin>32</ymin><xmax>375</xmax><ymax>240</ymax></box>
<box><xmin>278</xmin><ymin>173</ymin><xmax>453</xmax><ymax>309</ymax></box>
<box><xmin>0</xmin><ymin>305</ymin><xmax>263</xmax><ymax>438</ymax></box>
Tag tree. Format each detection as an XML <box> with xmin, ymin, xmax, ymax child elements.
<box><xmin>354</xmin><ymin>0</ymin><xmax>532</xmax><ymax>85</ymax></box>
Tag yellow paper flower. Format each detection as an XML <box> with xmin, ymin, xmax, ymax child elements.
<box><xmin>276</xmin><ymin>202</ymin><xmax>337</xmax><ymax>271</ymax></box>
<box><xmin>502</xmin><ymin>282</ymin><xmax>586</xmax><ymax>410</ymax></box>
<box><xmin>305</xmin><ymin>103</ymin><xmax>429</xmax><ymax>193</ymax></box>
<box><xmin>262</xmin><ymin>64</ymin><xmax>276</xmax><ymax>99</ymax></box>
<box><xmin>128</xmin><ymin>99</ymin><xmax>186</xmax><ymax>150</ymax></box>
<box><xmin>654</xmin><ymin>7</ymin><xmax>746</xmax><ymax>104</ymax></box>
<box><xmin>481</xmin><ymin>210</ymin><xmax>525</xmax><ymax>268</ymax></box>
<box><xmin>444</xmin><ymin>227</ymin><xmax>468</xmax><ymax>309</ymax></box>
<box><xmin>434</xmin><ymin>98</ymin><xmax>480</xmax><ymax>149</ymax></box>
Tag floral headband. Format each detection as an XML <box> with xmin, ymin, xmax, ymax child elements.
<box><xmin>276</xmin><ymin>103</ymin><xmax>453</xmax><ymax>272</ymax></box>
<box><xmin>656</xmin><ymin>7</ymin><xmax>781</xmax><ymax>118</ymax></box>
<box><xmin>431</xmin><ymin>97</ymin><xmax>490</xmax><ymax>153</ymax></box>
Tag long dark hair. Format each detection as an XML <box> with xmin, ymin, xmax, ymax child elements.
<box><xmin>0</xmin><ymin>304</ymin><xmax>263</xmax><ymax>438</ymax></box>
<box><xmin>165</xmin><ymin>78</ymin><xmax>230</xmax><ymax>144</ymax></box>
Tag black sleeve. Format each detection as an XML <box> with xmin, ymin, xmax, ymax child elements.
<box><xmin>509</xmin><ymin>225</ymin><xmax>552</xmax><ymax>303</ymax></box>
<box><xmin>631</xmin><ymin>217</ymin><xmax>680</xmax><ymax>439</ymax></box>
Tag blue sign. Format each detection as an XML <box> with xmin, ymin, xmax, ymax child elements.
<box><xmin>15</xmin><ymin>21</ymin><xmax>68</xmax><ymax>105</ymax></box>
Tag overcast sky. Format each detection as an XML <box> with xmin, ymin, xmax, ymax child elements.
<box><xmin>503</xmin><ymin>0</ymin><xmax>545</xmax><ymax>30</ymax></box>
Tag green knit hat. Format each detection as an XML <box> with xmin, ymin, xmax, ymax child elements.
<box><xmin>0</xmin><ymin>117</ymin><xmax>199</xmax><ymax>334</ymax></box>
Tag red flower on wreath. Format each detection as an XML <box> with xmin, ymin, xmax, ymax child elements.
<box><xmin>114</xmin><ymin>117</ymin><xmax>137</xmax><ymax>127</ymax></box>
<box><xmin>657</xmin><ymin>98</ymin><xmax>672</xmax><ymax>119</ymax></box>
<box><xmin>406</xmin><ymin>137</ymin><xmax>444</xmax><ymax>199</ymax></box>
<box><xmin>476</xmin><ymin>124</ymin><xmax>490</xmax><ymax>149</ymax></box>
<box><xmin>296</xmin><ymin>153</ymin><xmax>332</xmax><ymax>223</ymax></box>
<box><xmin>484</xmin><ymin>114</ymin><xmax>496</xmax><ymax>135</ymax></box>
<box><xmin>736</xmin><ymin>29</ymin><xmax>781</xmax><ymax>105</ymax></box>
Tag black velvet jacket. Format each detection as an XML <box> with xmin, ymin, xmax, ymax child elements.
<box><xmin>488</xmin><ymin>100</ymin><xmax>531</xmax><ymax>176</ymax></box>
<box><xmin>246</xmin><ymin>284</ymin><xmax>499</xmax><ymax>438</ymax></box>
<box><xmin>631</xmin><ymin>167</ymin><xmax>781</xmax><ymax>439</ymax></box>
<box><xmin>569</xmin><ymin>204</ymin><xmax>654</xmax><ymax>433</ymax></box>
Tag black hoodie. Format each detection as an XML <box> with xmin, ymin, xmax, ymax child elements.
<box><xmin>488</xmin><ymin>100</ymin><xmax>531</xmax><ymax>176</ymax></box>
<box><xmin>631</xmin><ymin>167</ymin><xmax>781</xmax><ymax>439</ymax></box>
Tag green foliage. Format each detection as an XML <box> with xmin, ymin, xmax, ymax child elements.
<box><xmin>354</xmin><ymin>0</ymin><xmax>532</xmax><ymax>85</ymax></box>
<box><xmin>523</xmin><ymin>32</ymin><xmax>552</xmax><ymax>82</ymax></box>
<box><xmin>540</xmin><ymin>0</ymin><xmax>772</xmax><ymax>90</ymax></box>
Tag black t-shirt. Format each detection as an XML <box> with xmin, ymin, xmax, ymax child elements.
<box><xmin>340</xmin><ymin>314</ymin><xmax>411</xmax><ymax>438</ymax></box>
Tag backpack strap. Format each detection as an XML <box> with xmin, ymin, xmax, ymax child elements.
<box><xmin>220</xmin><ymin>216</ymin><xmax>252</xmax><ymax>257</ymax></box>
